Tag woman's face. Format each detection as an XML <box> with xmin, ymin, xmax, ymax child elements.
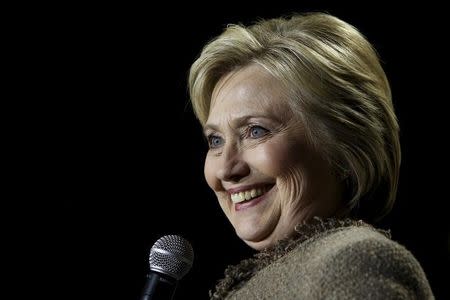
<box><xmin>204</xmin><ymin>64</ymin><xmax>343</xmax><ymax>250</ymax></box>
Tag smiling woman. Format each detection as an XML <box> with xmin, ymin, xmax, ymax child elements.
<box><xmin>203</xmin><ymin>65</ymin><xmax>343</xmax><ymax>251</ymax></box>
<box><xmin>188</xmin><ymin>12</ymin><xmax>434</xmax><ymax>299</ymax></box>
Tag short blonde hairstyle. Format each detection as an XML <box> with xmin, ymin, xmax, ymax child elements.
<box><xmin>188</xmin><ymin>12</ymin><xmax>400</xmax><ymax>222</ymax></box>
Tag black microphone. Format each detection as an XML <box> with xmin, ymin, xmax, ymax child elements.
<box><xmin>140</xmin><ymin>235</ymin><xmax>194</xmax><ymax>300</ymax></box>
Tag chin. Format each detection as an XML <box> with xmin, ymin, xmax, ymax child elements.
<box><xmin>235</xmin><ymin>225</ymin><xmax>275</xmax><ymax>250</ymax></box>
<box><xmin>243</xmin><ymin>237</ymin><xmax>275</xmax><ymax>251</ymax></box>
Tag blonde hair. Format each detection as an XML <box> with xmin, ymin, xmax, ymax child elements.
<box><xmin>188</xmin><ymin>12</ymin><xmax>400</xmax><ymax>222</ymax></box>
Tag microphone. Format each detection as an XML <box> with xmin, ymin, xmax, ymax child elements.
<box><xmin>140</xmin><ymin>235</ymin><xmax>194</xmax><ymax>300</ymax></box>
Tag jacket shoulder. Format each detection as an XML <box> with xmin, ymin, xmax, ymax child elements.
<box><xmin>309</xmin><ymin>225</ymin><xmax>434</xmax><ymax>299</ymax></box>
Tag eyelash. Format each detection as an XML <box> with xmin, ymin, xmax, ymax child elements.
<box><xmin>206</xmin><ymin>125</ymin><xmax>269</xmax><ymax>149</ymax></box>
<box><xmin>246</xmin><ymin>125</ymin><xmax>268</xmax><ymax>139</ymax></box>
<box><xmin>207</xmin><ymin>134</ymin><xmax>223</xmax><ymax>149</ymax></box>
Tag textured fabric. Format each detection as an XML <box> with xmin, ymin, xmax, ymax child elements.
<box><xmin>210</xmin><ymin>218</ymin><xmax>434</xmax><ymax>299</ymax></box>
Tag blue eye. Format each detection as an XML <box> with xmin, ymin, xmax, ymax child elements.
<box><xmin>208</xmin><ymin>135</ymin><xmax>224</xmax><ymax>149</ymax></box>
<box><xmin>249</xmin><ymin>126</ymin><xmax>268</xmax><ymax>138</ymax></box>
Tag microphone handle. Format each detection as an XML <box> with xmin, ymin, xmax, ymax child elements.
<box><xmin>140</xmin><ymin>272</ymin><xmax>178</xmax><ymax>300</ymax></box>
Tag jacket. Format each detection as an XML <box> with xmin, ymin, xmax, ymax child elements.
<box><xmin>210</xmin><ymin>218</ymin><xmax>434</xmax><ymax>299</ymax></box>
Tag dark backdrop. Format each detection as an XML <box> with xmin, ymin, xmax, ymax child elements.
<box><xmin>55</xmin><ymin>2</ymin><xmax>449</xmax><ymax>299</ymax></box>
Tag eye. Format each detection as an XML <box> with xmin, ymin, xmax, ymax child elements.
<box><xmin>248</xmin><ymin>125</ymin><xmax>268</xmax><ymax>138</ymax></box>
<box><xmin>207</xmin><ymin>135</ymin><xmax>224</xmax><ymax>149</ymax></box>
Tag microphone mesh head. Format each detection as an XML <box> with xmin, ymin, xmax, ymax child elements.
<box><xmin>149</xmin><ymin>235</ymin><xmax>194</xmax><ymax>280</ymax></box>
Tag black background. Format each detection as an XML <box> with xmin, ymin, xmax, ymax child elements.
<box><xmin>40</xmin><ymin>2</ymin><xmax>449</xmax><ymax>299</ymax></box>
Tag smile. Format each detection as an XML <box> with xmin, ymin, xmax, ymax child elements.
<box><xmin>230</xmin><ymin>185</ymin><xmax>272</xmax><ymax>204</ymax></box>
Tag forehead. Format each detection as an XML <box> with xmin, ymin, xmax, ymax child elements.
<box><xmin>209</xmin><ymin>64</ymin><xmax>292</xmax><ymax>120</ymax></box>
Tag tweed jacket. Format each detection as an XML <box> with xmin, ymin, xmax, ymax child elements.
<box><xmin>210</xmin><ymin>218</ymin><xmax>434</xmax><ymax>299</ymax></box>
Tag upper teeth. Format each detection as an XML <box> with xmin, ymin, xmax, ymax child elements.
<box><xmin>231</xmin><ymin>188</ymin><xmax>265</xmax><ymax>203</ymax></box>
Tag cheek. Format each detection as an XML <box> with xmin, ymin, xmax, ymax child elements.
<box><xmin>204</xmin><ymin>155</ymin><xmax>217</xmax><ymax>190</ymax></box>
<box><xmin>251</xmin><ymin>141</ymin><xmax>306</xmax><ymax>201</ymax></box>
<box><xmin>250</xmin><ymin>141</ymin><xmax>301</xmax><ymax>177</ymax></box>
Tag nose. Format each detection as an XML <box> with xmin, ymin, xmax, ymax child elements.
<box><xmin>216</xmin><ymin>144</ymin><xmax>250</xmax><ymax>183</ymax></box>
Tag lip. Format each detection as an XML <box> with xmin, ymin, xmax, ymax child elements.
<box><xmin>227</xmin><ymin>183</ymin><xmax>273</xmax><ymax>195</ymax></box>
<box><xmin>234</xmin><ymin>185</ymin><xmax>274</xmax><ymax>211</ymax></box>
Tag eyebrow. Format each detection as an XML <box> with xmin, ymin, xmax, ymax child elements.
<box><xmin>203</xmin><ymin>123</ymin><xmax>219</xmax><ymax>135</ymax></box>
<box><xmin>203</xmin><ymin>115</ymin><xmax>270</xmax><ymax>135</ymax></box>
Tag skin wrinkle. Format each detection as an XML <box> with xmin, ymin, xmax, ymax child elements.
<box><xmin>204</xmin><ymin>64</ymin><xmax>344</xmax><ymax>250</ymax></box>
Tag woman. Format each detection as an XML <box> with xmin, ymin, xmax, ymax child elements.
<box><xmin>188</xmin><ymin>12</ymin><xmax>434</xmax><ymax>299</ymax></box>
